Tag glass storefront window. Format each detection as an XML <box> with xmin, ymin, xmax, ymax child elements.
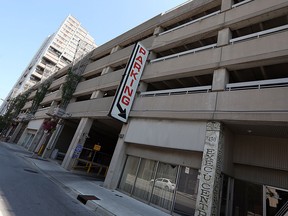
<box><xmin>119</xmin><ymin>156</ymin><xmax>140</xmax><ymax>194</ymax></box>
<box><xmin>265</xmin><ymin>185</ymin><xmax>288</xmax><ymax>216</ymax></box>
<box><xmin>119</xmin><ymin>156</ymin><xmax>200</xmax><ymax>215</ymax></box>
<box><xmin>173</xmin><ymin>166</ymin><xmax>199</xmax><ymax>216</ymax></box>
<box><xmin>132</xmin><ymin>159</ymin><xmax>157</xmax><ymax>202</ymax></box>
<box><xmin>150</xmin><ymin>162</ymin><xmax>178</xmax><ymax>211</ymax></box>
<box><xmin>219</xmin><ymin>175</ymin><xmax>230</xmax><ymax>216</ymax></box>
<box><xmin>233</xmin><ymin>180</ymin><xmax>263</xmax><ymax>216</ymax></box>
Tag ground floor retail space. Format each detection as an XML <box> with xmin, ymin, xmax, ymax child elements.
<box><xmin>6</xmin><ymin>116</ymin><xmax>288</xmax><ymax>215</ymax></box>
<box><xmin>104</xmin><ymin>119</ymin><xmax>288</xmax><ymax>216</ymax></box>
<box><xmin>118</xmin><ymin>155</ymin><xmax>288</xmax><ymax>216</ymax></box>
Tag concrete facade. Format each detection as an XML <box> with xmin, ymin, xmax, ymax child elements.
<box><xmin>7</xmin><ymin>0</ymin><xmax>288</xmax><ymax>215</ymax></box>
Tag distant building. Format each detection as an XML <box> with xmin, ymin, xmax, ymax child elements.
<box><xmin>0</xmin><ymin>15</ymin><xmax>96</xmax><ymax>115</ymax></box>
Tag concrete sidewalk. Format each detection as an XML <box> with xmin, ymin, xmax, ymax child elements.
<box><xmin>2</xmin><ymin>142</ymin><xmax>170</xmax><ymax>216</ymax></box>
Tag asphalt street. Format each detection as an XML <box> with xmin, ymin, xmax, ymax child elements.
<box><xmin>0</xmin><ymin>143</ymin><xmax>96</xmax><ymax>216</ymax></box>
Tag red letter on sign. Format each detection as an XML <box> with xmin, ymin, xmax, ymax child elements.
<box><xmin>139</xmin><ymin>47</ymin><xmax>146</xmax><ymax>55</ymax></box>
<box><xmin>121</xmin><ymin>95</ymin><xmax>130</xmax><ymax>106</ymax></box>
<box><xmin>136</xmin><ymin>55</ymin><xmax>143</xmax><ymax>64</ymax></box>
<box><xmin>133</xmin><ymin>62</ymin><xmax>141</xmax><ymax>72</ymax></box>
<box><xmin>130</xmin><ymin>69</ymin><xmax>138</xmax><ymax>80</ymax></box>
<box><xmin>124</xmin><ymin>86</ymin><xmax>133</xmax><ymax>97</ymax></box>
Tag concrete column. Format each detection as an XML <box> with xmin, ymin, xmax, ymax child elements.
<box><xmin>69</xmin><ymin>97</ymin><xmax>77</xmax><ymax>103</ymax></box>
<box><xmin>42</xmin><ymin>122</ymin><xmax>64</xmax><ymax>159</ymax></box>
<box><xmin>9</xmin><ymin>123</ymin><xmax>23</xmax><ymax>143</ymax></box>
<box><xmin>217</xmin><ymin>28</ymin><xmax>232</xmax><ymax>47</ymax></box>
<box><xmin>17</xmin><ymin>128</ymin><xmax>28</xmax><ymax>146</ymax></box>
<box><xmin>153</xmin><ymin>26</ymin><xmax>164</xmax><ymax>36</ymax></box>
<box><xmin>110</xmin><ymin>45</ymin><xmax>122</xmax><ymax>54</ymax></box>
<box><xmin>103</xmin><ymin>123</ymin><xmax>129</xmax><ymax>189</ymax></box>
<box><xmin>101</xmin><ymin>66</ymin><xmax>113</xmax><ymax>75</ymax></box>
<box><xmin>195</xmin><ymin>122</ymin><xmax>224</xmax><ymax>216</ymax></box>
<box><xmin>221</xmin><ymin>0</ymin><xmax>233</xmax><ymax>12</ymax></box>
<box><xmin>28</xmin><ymin>128</ymin><xmax>44</xmax><ymax>151</ymax></box>
<box><xmin>50</xmin><ymin>101</ymin><xmax>59</xmax><ymax>107</ymax></box>
<box><xmin>148</xmin><ymin>51</ymin><xmax>157</xmax><ymax>61</ymax></box>
<box><xmin>212</xmin><ymin>68</ymin><xmax>229</xmax><ymax>91</ymax></box>
<box><xmin>61</xmin><ymin>118</ymin><xmax>93</xmax><ymax>170</ymax></box>
<box><xmin>4</xmin><ymin>126</ymin><xmax>13</xmax><ymax>138</ymax></box>
<box><xmin>91</xmin><ymin>90</ymin><xmax>104</xmax><ymax>99</ymax></box>
<box><xmin>137</xmin><ymin>82</ymin><xmax>148</xmax><ymax>93</ymax></box>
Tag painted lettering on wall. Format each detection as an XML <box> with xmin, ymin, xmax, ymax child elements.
<box><xmin>196</xmin><ymin>147</ymin><xmax>216</xmax><ymax>216</ymax></box>
<box><xmin>195</xmin><ymin>122</ymin><xmax>223</xmax><ymax>216</ymax></box>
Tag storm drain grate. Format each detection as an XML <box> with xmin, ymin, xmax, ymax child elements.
<box><xmin>23</xmin><ymin>168</ymin><xmax>38</xmax><ymax>174</ymax></box>
<box><xmin>77</xmin><ymin>195</ymin><xmax>100</xmax><ymax>204</ymax></box>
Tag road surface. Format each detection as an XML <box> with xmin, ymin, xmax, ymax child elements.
<box><xmin>0</xmin><ymin>142</ymin><xmax>96</xmax><ymax>216</ymax></box>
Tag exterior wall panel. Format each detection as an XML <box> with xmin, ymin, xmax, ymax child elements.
<box><xmin>133</xmin><ymin>93</ymin><xmax>217</xmax><ymax>112</ymax></box>
<box><xmin>233</xmin><ymin>135</ymin><xmax>288</xmax><ymax>171</ymax></box>
<box><xmin>49</xmin><ymin>75</ymin><xmax>67</xmax><ymax>90</ymax></box>
<box><xmin>34</xmin><ymin>107</ymin><xmax>50</xmax><ymax>119</ymax></box>
<box><xmin>126</xmin><ymin>144</ymin><xmax>203</xmax><ymax>169</ymax></box>
<box><xmin>84</xmin><ymin>45</ymin><xmax>133</xmax><ymax>77</ymax></box>
<box><xmin>22</xmin><ymin>101</ymin><xmax>33</xmax><ymax>110</ymax></box>
<box><xmin>225</xmin><ymin>0</ymin><xmax>288</xmax><ymax>28</ymax></box>
<box><xmin>65</xmin><ymin>97</ymin><xmax>113</xmax><ymax>117</ymax></box>
<box><xmin>216</xmin><ymin>87</ymin><xmax>288</xmax><ymax>112</ymax></box>
<box><xmin>220</xmin><ymin>31</ymin><xmax>288</xmax><ymax>67</ymax></box>
<box><xmin>143</xmin><ymin>48</ymin><xmax>221</xmax><ymax>82</ymax></box>
<box><xmin>74</xmin><ymin>69</ymin><xmax>123</xmax><ymax>96</ymax></box>
<box><xmin>27</xmin><ymin>90</ymin><xmax>37</xmax><ymax>100</ymax></box>
<box><xmin>40</xmin><ymin>91</ymin><xmax>58</xmax><ymax>105</ymax></box>
<box><xmin>152</xmin><ymin>13</ymin><xmax>224</xmax><ymax>51</ymax></box>
<box><xmin>125</xmin><ymin>118</ymin><xmax>207</xmax><ymax>151</ymax></box>
<box><xmin>234</xmin><ymin>164</ymin><xmax>288</xmax><ymax>189</ymax></box>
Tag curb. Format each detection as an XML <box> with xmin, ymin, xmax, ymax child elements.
<box><xmin>86</xmin><ymin>200</ymin><xmax>116</xmax><ymax>216</ymax></box>
<box><xmin>25</xmin><ymin>154</ymin><xmax>116</xmax><ymax>216</ymax></box>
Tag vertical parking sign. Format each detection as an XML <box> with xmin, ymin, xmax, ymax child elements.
<box><xmin>72</xmin><ymin>144</ymin><xmax>83</xmax><ymax>159</ymax></box>
<box><xmin>109</xmin><ymin>42</ymin><xmax>149</xmax><ymax>123</ymax></box>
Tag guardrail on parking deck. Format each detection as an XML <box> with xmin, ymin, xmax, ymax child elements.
<box><xmin>159</xmin><ymin>10</ymin><xmax>221</xmax><ymax>36</ymax></box>
<box><xmin>140</xmin><ymin>85</ymin><xmax>212</xmax><ymax>97</ymax></box>
<box><xmin>230</xmin><ymin>24</ymin><xmax>288</xmax><ymax>44</ymax></box>
<box><xmin>140</xmin><ymin>78</ymin><xmax>288</xmax><ymax>97</ymax></box>
<box><xmin>150</xmin><ymin>43</ymin><xmax>217</xmax><ymax>63</ymax></box>
<box><xmin>226</xmin><ymin>78</ymin><xmax>288</xmax><ymax>91</ymax></box>
<box><xmin>232</xmin><ymin>0</ymin><xmax>254</xmax><ymax>8</ymax></box>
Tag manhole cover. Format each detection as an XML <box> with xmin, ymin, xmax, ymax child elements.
<box><xmin>77</xmin><ymin>195</ymin><xmax>100</xmax><ymax>204</ymax></box>
<box><xmin>24</xmin><ymin>168</ymin><xmax>38</xmax><ymax>174</ymax></box>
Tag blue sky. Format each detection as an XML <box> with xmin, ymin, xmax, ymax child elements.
<box><xmin>0</xmin><ymin>0</ymin><xmax>187</xmax><ymax>105</ymax></box>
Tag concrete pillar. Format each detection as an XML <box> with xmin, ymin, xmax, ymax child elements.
<box><xmin>4</xmin><ymin>126</ymin><xmax>13</xmax><ymax>138</ymax></box>
<box><xmin>110</xmin><ymin>45</ymin><xmax>122</xmax><ymax>54</ymax></box>
<box><xmin>101</xmin><ymin>66</ymin><xmax>113</xmax><ymax>75</ymax></box>
<box><xmin>69</xmin><ymin>97</ymin><xmax>77</xmax><ymax>103</ymax></box>
<box><xmin>103</xmin><ymin>123</ymin><xmax>129</xmax><ymax>189</ymax></box>
<box><xmin>148</xmin><ymin>51</ymin><xmax>157</xmax><ymax>61</ymax></box>
<box><xmin>221</xmin><ymin>0</ymin><xmax>233</xmax><ymax>12</ymax></box>
<box><xmin>50</xmin><ymin>101</ymin><xmax>59</xmax><ymax>107</ymax></box>
<box><xmin>17</xmin><ymin>128</ymin><xmax>28</xmax><ymax>146</ymax></box>
<box><xmin>195</xmin><ymin>122</ymin><xmax>224</xmax><ymax>216</ymax></box>
<box><xmin>61</xmin><ymin>118</ymin><xmax>93</xmax><ymax>170</ymax></box>
<box><xmin>91</xmin><ymin>90</ymin><xmax>104</xmax><ymax>99</ymax></box>
<box><xmin>212</xmin><ymin>68</ymin><xmax>229</xmax><ymax>91</ymax></box>
<box><xmin>42</xmin><ymin>122</ymin><xmax>64</xmax><ymax>159</ymax></box>
<box><xmin>153</xmin><ymin>26</ymin><xmax>164</xmax><ymax>36</ymax></box>
<box><xmin>137</xmin><ymin>82</ymin><xmax>148</xmax><ymax>93</ymax></box>
<box><xmin>9</xmin><ymin>123</ymin><xmax>23</xmax><ymax>143</ymax></box>
<box><xmin>28</xmin><ymin>128</ymin><xmax>44</xmax><ymax>151</ymax></box>
<box><xmin>217</xmin><ymin>28</ymin><xmax>232</xmax><ymax>47</ymax></box>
